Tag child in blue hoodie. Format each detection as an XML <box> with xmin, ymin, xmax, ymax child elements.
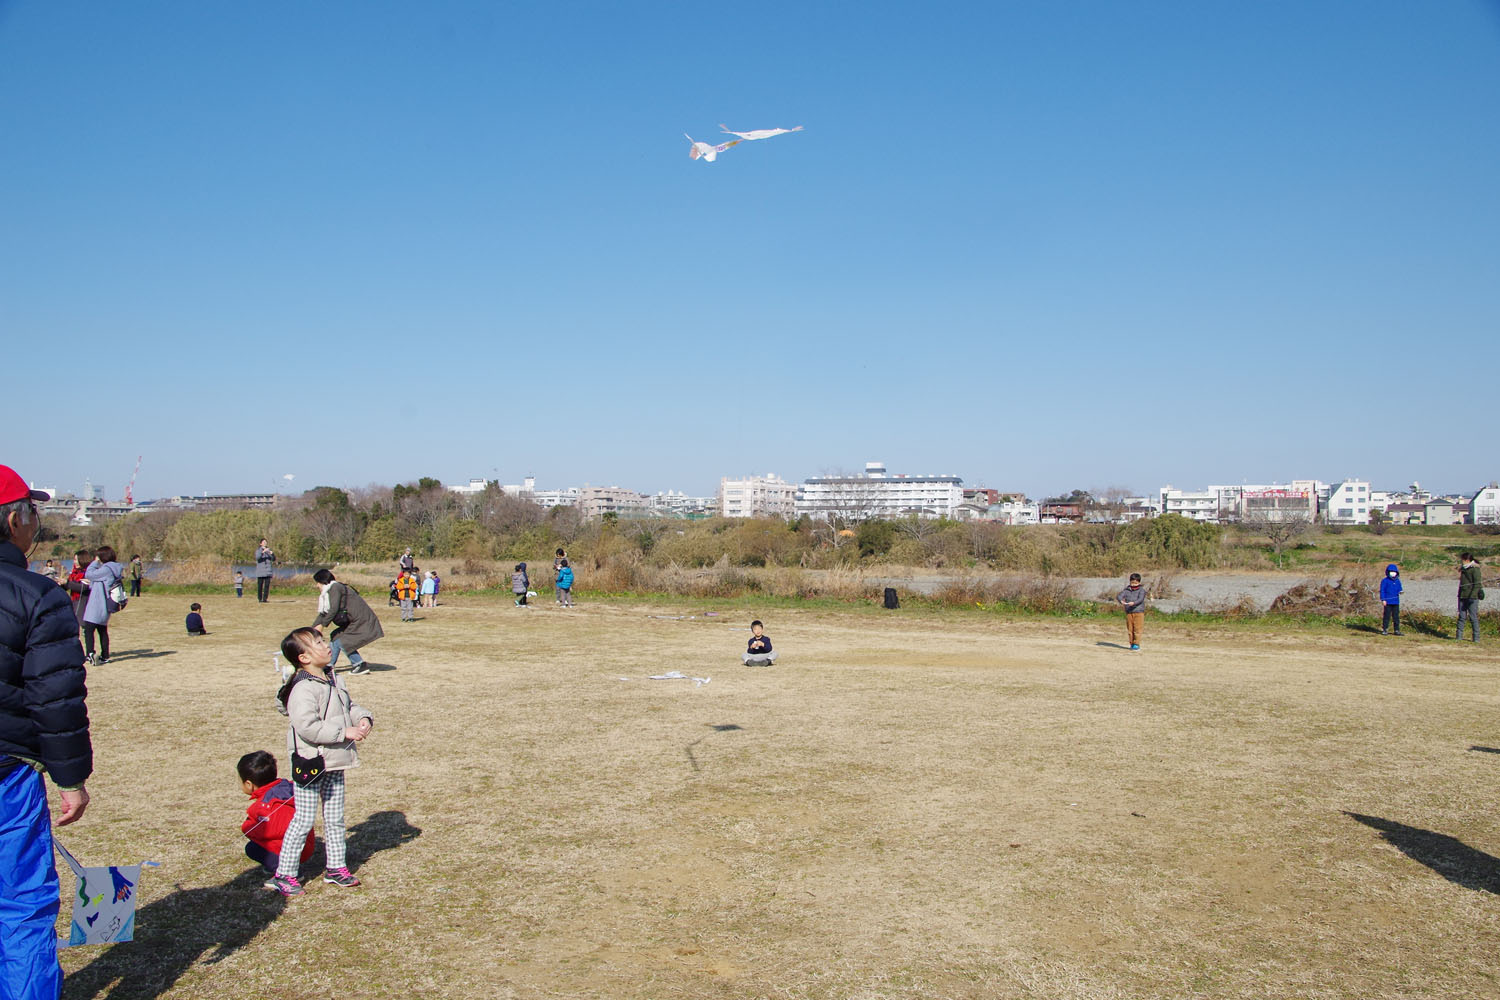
<box><xmin>1380</xmin><ymin>563</ymin><xmax>1403</xmax><ymax>636</ymax></box>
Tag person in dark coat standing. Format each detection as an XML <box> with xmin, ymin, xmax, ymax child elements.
<box><xmin>0</xmin><ymin>465</ymin><xmax>92</xmax><ymax>1000</ymax></box>
<box><xmin>311</xmin><ymin>569</ymin><xmax>384</xmax><ymax>675</ymax></box>
<box><xmin>254</xmin><ymin>538</ymin><xmax>275</xmax><ymax>603</ymax></box>
<box><xmin>1457</xmin><ymin>552</ymin><xmax>1484</xmax><ymax>643</ymax></box>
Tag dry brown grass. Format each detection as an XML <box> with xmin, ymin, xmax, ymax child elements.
<box><xmin>56</xmin><ymin>590</ymin><xmax>1500</xmax><ymax>998</ymax></box>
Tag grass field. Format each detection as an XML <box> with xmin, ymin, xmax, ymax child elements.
<box><xmin>56</xmin><ymin>588</ymin><xmax>1500</xmax><ymax>999</ymax></box>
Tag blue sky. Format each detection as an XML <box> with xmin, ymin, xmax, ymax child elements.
<box><xmin>3</xmin><ymin>1</ymin><xmax>1497</xmax><ymax>500</ymax></box>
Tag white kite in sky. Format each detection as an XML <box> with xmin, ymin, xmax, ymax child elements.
<box><xmin>685</xmin><ymin>134</ymin><xmax>742</xmax><ymax>162</ymax></box>
<box><xmin>718</xmin><ymin>124</ymin><xmax>804</xmax><ymax>142</ymax></box>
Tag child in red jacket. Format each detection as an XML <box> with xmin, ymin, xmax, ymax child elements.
<box><xmin>237</xmin><ymin>750</ymin><xmax>314</xmax><ymax>875</ymax></box>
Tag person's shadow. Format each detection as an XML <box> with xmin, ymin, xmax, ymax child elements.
<box><xmin>64</xmin><ymin>811</ymin><xmax>421</xmax><ymax>999</ymax></box>
<box><xmin>1344</xmin><ymin>811</ymin><xmax>1500</xmax><ymax>894</ymax></box>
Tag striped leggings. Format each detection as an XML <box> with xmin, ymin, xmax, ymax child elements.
<box><xmin>275</xmin><ymin>769</ymin><xmax>347</xmax><ymax>877</ymax></box>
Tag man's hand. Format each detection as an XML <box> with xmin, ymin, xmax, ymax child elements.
<box><xmin>56</xmin><ymin>785</ymin><xmax>90</xmax><ymax>826</ymax></box>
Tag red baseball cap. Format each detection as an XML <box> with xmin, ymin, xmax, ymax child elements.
<box><xmin>0</xmin><ymin>465</ymin><xmax>51</xmax><ymax>505</ymax></box>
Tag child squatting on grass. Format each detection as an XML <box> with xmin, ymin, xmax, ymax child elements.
<box><xmin>267</xmin><ymin>627</ymin><xmax>374</xmax><ymax>897</ymax></box>
<box><xmin>237</xmin><ymin>750</ymin><xmax>314</xmax><ymax>876</ymax></box>
<box><xmin>1117</xmin><ymin>573</ymin><xmax>1146</xmax><ymax>651</ymax></box>
<box><xmin>186</xmin><ymin>603</ymin><xmax>208</xmax><ymax>636</ymax></box>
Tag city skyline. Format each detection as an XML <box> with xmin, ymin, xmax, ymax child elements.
<box><xmin>4</xmin><ymin>2</ymin><xmax>1496</xmax><ymax>499</ymax></box>
<box><xmin>23</xmin><ymin>461</ymin><xmax>1489</xmax><ymax>509</ymax></box>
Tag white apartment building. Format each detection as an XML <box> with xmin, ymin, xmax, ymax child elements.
<box><xmin>647</xmin><ymin>491</ymin><xmax>716</xmax><ymax>517</ymax></box>
<box><xmin>1325</xmin><ymin>479</ymin><xmax>1371</xmax><ymax>525</ymax></box>
<box><xmin>447</xmin><ymin>478</ymin><xmax>490</xmax><ymax>496</ymax></box>
<box><xmin>1472</xmin><ymin>482</ymin><xmax>1500</xmax><ymax>525</ymax></box>
<box><xmin>1159</xmin><ymin>486</ymin><xmax>1222</xmax><ymax>522</ymax></box>
<box><xmin>719</xmin><ymin>474</ymin><xmax>796</xmax><ymax>519</ymax></box>
<box><xmin>796</xmin><ymin>462</ymin><xmax>964</xmax><ymax>521</ymax></box>
<box><xmin>531</xmin><ymin>487</ymin><xmax>580</xmax><ymax>508</ymax></box>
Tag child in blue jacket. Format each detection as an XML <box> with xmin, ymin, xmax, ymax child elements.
<box><xmin>1380</xmin><ymin>563</ymin><xmax>1402</xmax><ymax>636</ymax></box>
<box><xmin>555</xmin><ymin>559</ymin><xmax>574</xmax><ymax>608</ymax></box>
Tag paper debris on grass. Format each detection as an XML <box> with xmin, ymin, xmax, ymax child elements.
<box><xmin>649</xmin><ymin>671</ymin><xmax>711</xmax><ymax>686</ymax></box>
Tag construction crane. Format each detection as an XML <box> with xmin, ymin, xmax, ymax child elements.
<box><xmin>125</xmin><ymin>455</ymin><xmax>142</xmax><ymax>506</ymax></box>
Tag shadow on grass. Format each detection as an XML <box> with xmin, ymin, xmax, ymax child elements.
<box><xmin>63</xmin><ymin>812</ymin><xmax>421</xmax><ymax>999</ymax></box>
<box><xmin>105</xmin><ymin>649</ymin><xmax>176</xmax><ymax>661</ymax></box>
<box><xmin>360</xmin><ymin>662</ymin><xmax>398</xmax><ymax>673</ymax></box>
<box><xmin>1343</xmin><ymin>623</ymin><xmax>1382</xmax><ymax>635</ymax></box>
<box><xmin>63</xmin><ymin>868</ymin><xmax>283</xmax><ymax>999</ymax></box>
<box><xmin>685</xmin><ymin>723</ymin><xmax>745</xmax><ymax>773</ymax></box>
<box><xmin>1469</xmin><ymin>746</ymin><xmax>1500</xmax><ymax>755</ymax></box>
<box><xmin>1344</xmin><ymin>812</ymin><xmax>1500</xmax><ymax>894</ymax></box>
<box><xmin>1401</xmin><ymin>617</ymin><xmax>1450</xmax><ymax>639</ymax></box>
<box><xmin>1094</xmin><ymin>642</ymin><xmax>1132</xmax><ymax>650</ymax></box>
<box><xmin>344</xmin><ymin>809</ymin><xmax>422</xmax><ymax>870</ymax></box>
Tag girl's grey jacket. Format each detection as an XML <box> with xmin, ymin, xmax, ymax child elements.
<box><xmin>82</xmin><ymin>560</ymin><xmax>124</xmax><ymax>626</ymax></box>
<box><xmin>284</xmin><ymin>669</ymin><xmax>374</xmax><ymax>772</ymax></box>
<box><xmin>312</xmin><ymin>581</ymin><xmax>384</xmax><ymax>654</ymax></box>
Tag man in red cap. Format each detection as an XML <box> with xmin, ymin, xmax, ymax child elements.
<box><xmin>0</xmin><ymin>464</ymin><xmax>91</xmax><ymax>1000</ymax></box>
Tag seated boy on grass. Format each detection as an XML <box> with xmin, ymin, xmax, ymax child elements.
<box><xmin>743</xmin><ymin>620</ymin><xmax>776</xmax><ymax>666</ymax></box>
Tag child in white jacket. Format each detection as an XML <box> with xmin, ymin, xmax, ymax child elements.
<box><xmin>266</xmin><ymin>627</ymin><xmax>374</xmax><ymax>896</ymax></box>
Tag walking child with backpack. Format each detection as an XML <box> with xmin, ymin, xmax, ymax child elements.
<box><xmin>266</xmin><ymin>627</ymin><xmax>374</xmax><ymax>897</ymax></box>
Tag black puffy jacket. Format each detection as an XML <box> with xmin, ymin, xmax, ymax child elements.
<box><xmin>0</xmin><ymin>540</ymin><xmax>92</xmax><ymax>787</ymax></box>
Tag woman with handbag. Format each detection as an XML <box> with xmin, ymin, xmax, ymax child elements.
<box><xmin>81</xmin><ymin>545</ymin><xmax>125</xmax><ymax>665</ymax></box>
<box><xmin>311</xmin><ymin>569</ymin><xmax>384</xmax><ymax>676</ymax></box>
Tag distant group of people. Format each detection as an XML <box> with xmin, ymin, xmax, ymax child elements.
<box><xmin>1376</xmin><ymin>553</ymin><xmax>1486</xmax><ymax>642</ymax></box>
<box><xmin>1111</xmin><ymin>556</ymin><xmax>1487</xmax><ymax>650</ymax></box>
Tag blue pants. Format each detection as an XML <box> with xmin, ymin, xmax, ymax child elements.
<box><xmin>0</xmin><ymin>766</ymin><xmax>62</xmax><ymax>1000</ymax></box>
<box><xmin>245</xmin><ymin>842</ymin><xmax>279</xmax><ymax>875</ymax></box>
<box><xmin>327</xmin><ymin>638</ymin><xmax>363</xmax><ymax>670</ymax></box>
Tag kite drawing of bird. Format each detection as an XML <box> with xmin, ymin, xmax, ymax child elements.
<box><xmin>685</xmin><ymin>134</ymin><xmax>742</xmax><ymax>162</ymax></box>
<box><xmin>718</xmin><ymin>124</ymin><xmax>804</xmax><ymax>142</ymax></box>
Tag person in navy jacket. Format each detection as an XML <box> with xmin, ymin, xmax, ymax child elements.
<box><xmin>1379</xmin><ymin>563</ymin><xmax>1403</xmax><ymax>636</ymax></box>
<box><xmin>0</xmin><ymin>464</ymin><xmax>92</xmax><ymax>1000</ymax></box>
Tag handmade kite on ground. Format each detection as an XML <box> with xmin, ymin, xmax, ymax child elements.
<box><xmin>54</xmin><ymin>841</ymin><xmax>159</xmax><ymax>947</ymax></box>
<box><xmin>685</xmin><ymin>134</ymin><xmax>742</xmax><ymax>162</ymax></box>
<box><xmin>718</xmin><ymin>124</ymin><xmax>804</xmax><ymax>142</ymax></box>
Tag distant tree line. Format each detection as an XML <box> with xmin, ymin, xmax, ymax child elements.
<box><xmin>37</xmin><ymin>479</ymin><xmax>1233</xmax><ymax>577</ymax></box>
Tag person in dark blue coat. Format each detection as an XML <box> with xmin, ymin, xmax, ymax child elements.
<box><xmin>0</xmin><ymin>464</ymin><xmax>93</xmax><ymax>1000</ymax></box>
<box><xmin>1379</xmin><ymin>563</ymin><xmax>1403</xmax><ymax>636</ymax></box>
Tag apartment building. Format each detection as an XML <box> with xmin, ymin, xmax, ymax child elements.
<box><xmin>1325</xmin><ymin>480</ymin><xmax>1371</xmax><ymax>525</ymax></box>
<box><xmin>648</xmin><ymin>491</ymin><xmax>716</xmax><ymax>518</ymax></box>
<box><xmin>796</xmin><ymin>462</ymin><xmax>964</xmax><ymax>520</ymax></box>
<box><xmin>719</xmin><ymin>474</ymin><xmax>796</xmax><ymax>519</ymax></box>
<box><xmin>577</xmin><ymin>486</ymin><xmax>646</xmax><ymax>520</ymax></box>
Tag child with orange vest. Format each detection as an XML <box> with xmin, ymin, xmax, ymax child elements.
<box><xmin>395</xmin><ymin>570</ymin><xmax>418</xmax><ymax>622</ymax></box>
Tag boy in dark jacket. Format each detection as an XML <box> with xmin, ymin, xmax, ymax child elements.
<box><xmin>1117</xmin><ymin>573</ymin><xmax>1146</xmax><ymax>650</ymax></box>
<box><xmin>1457</xmin><ymin>553</ymin><xmax>1484</xmax><ymax>642</ymax></box>
<box><xmin>186</xmin><ymin>603</ymin><xmax>209</xmax><ymax>636</ymax></box>
<box><xmin>1379</xmin><ymin>564</ymin><xmax>1402</xmax><ymax>635</ymax></box>
<box><xmin>237</xmin><ymin>751</ymin><xmax>313</xmax><ymax>875</ymax></box>
<box><xmin>744</xmin><ymin>620</ymin><xmax>776</xmax><ymax>665</ymax></box>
